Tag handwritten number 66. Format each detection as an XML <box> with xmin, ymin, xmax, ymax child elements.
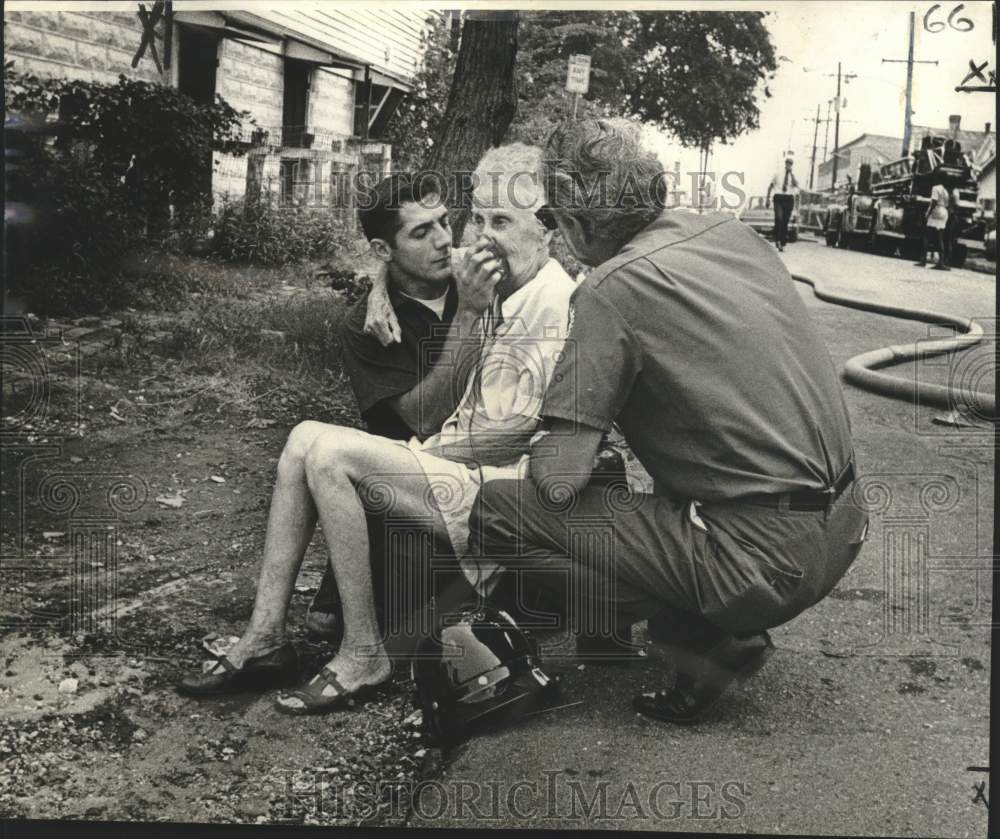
<box><xmin>923</xmin><ymin>3</ymin><xmax>975</xmax><ymax>33</ymax></box>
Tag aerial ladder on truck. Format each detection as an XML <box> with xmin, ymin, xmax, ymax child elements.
<box><xmin>823</xmin><ymin>133</ymin><xmax>980</xmax><ymax>267</ymax></box>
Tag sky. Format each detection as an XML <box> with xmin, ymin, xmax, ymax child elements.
<box><xmin>643</xmin><ymin>0</ymin><xmax>997</xmax><ymax>201</ymax></box>
<box><xmin>10</xmin><ymin>0</ymin><xmax>994</xmax><ymax>203</ymax></box>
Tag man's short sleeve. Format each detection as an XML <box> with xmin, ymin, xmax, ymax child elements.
<box><xmin>540</xmin><ymin>281</ymin><xmax>642</xmax><ymax>432</ymax></box>
<box><xmin>339</xmin><ymin>321</ymin><xmax>419</xmax><ymax>416</ymax></box>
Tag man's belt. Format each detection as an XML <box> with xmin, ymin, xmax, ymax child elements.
<box><xmin>735</xmin><ymin>462</ymin><xmax>856</xmax><ymax>512</ymax></box>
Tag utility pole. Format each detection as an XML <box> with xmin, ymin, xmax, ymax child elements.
<box><xmin>831</xmin><ymin>64</ymin><xmax>843</xmax><ymax>188</ymax></box>
<box><xmin>809</xmin><ymin>103</ymin><xmax>821</xmax><ymax>190</ymax></box>
<box><xmin>822</xmin><ymin>99</ymin><xmax>832</xmax><ymax>162</ymax></box>
<box><xmin>830</xmin><ymin>62</ymin><xmax>859</xmax><ymax>188</ymax></box>
<box><xmin>883</xmin><ymin>11</ymin><xmax>938</xmax><ymax>157</ymax></box>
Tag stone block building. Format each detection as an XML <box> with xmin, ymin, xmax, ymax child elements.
<box><xmin>4</xmin><ymin>2</ymin><xmax>430</xmax><ymax>209</ymax></box>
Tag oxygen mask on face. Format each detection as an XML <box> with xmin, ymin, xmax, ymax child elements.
<box><xmin>478</xmin><ymin>236</ymin><xmax>509</xmax><ymax>338</ymax></box>
<box><xmin>483</xmin><ymin>238</ymin><xmax>510</xmax><ymax>282</ymax></box>
<box><xmin>483</xmin><ymin>237</ymin><xmax>515</xmax><ymax>303</ymax></box>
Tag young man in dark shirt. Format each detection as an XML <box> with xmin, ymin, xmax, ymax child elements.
<box><xmin>305</xmin><ymin>175</ymin><xmax>472</xmax><ymax>638</ymax></box>
<box><xmin>177</xmin><ymin>173</ymin><xmax>503</xmax><ymax>705</ymax></box>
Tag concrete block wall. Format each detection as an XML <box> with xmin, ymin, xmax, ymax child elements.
<box><xmin>310</xmin><ymin>68</ymin><xmax>355</xmax><ymax>142</ymax></box>
<box><xmin>214</xmin><ymin>38</ymin><xmax>284</xmax><ymax>202</ymax></box>
<box><xmin>4</xmin><ymin>10</ymin><xmax>169</xmax><ymax>85</ymax></box>
<box><xmin>213</xmin><ymin>153</ymin><xmax>252</xmax><ymax>205</ymax></box>
<box><xmin>214</xmin><ymin>41</ymin><xmax>359</xmax><ymax>204</ymax></box>
<box><xmin>215</xmin><ymin>38</ymin><xmax>284</xmax><ymax>132</ymax></box>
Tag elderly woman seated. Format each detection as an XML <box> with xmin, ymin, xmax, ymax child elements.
<box><xmin>177</xmin><ymin>144</ymin><xmax>577</xmax><ymax>714</ymax></box>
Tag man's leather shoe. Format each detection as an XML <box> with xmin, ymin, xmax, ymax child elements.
<box><xmin>633</xmin><ymin>631</ymin><xmax>774</xmax><ymax>723</ymax></box>
<box><xmin>176</xmin><ymin>642</ymin><xmax>299</xmax><ymax>697</ymax></box>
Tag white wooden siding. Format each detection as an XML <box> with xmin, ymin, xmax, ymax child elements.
<box><xmin>248</xmin><ymin>6</ymin><xmax>431</xmax><ymax>82</ymax></box>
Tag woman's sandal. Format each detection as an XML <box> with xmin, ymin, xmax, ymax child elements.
<box><xmin>274</xmin><ymin>665</ymin><xmax>392</xmax><ymax>716</ymax></box>
<box><xmin>176</xmin><ymin>640</ymin><xmax>299</xmax><ymax>697</ymax></box>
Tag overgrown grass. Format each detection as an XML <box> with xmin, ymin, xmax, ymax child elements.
<box><xmin>118</xmin><ymin>249</ymin><xmax>345</xmax><ymax>301</ymax></box>
<box><xmin>160</xmin><ymin>293</ymin><xmax>350</xmax><ymax>376</ymax></box>
<box><xmin>94</xmin><ymin>250</ymin><xmax>365</xmax><ymax>418</ymax></box>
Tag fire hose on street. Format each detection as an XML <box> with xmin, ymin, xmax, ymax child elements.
<box><xmin>790</xmin><ymin>272</ymin><xmax>996</xmax><ymax>416</ymax></box>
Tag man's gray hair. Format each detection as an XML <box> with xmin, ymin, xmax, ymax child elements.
<box><xmin>543</xmin><ymin>118</ymin><xmax>666</xmax><ymax>247</ymax></box>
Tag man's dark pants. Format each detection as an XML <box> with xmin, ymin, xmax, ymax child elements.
<box><xmin>921</xmin><ymin>225</ymin><xmax>946</xmax><ymax>265</ymax></box>
<box><xmin>772</xmin><ymin>194</ymin><xmax>795</xmax><ymax>248</ymax></box>
<box><xmin>944</xmin><ymin>216</ymin><xmax>959</xmax><ymax>265</ymax></box>
<box><xmin>468</xmin><ymin>478</ymin><xmax>869</xmax><ymax>653</ymax></box>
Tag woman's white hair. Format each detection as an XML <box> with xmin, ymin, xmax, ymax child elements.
<box><xmin>472</xmin><ymin>143</ymin><xmax>546</xmax><ymax>212</ymax></box>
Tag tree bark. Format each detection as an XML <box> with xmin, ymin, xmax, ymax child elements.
<box><xmin>424</xmin><ymin>11</ymin><xmax>519</xmax><ymax>244</ymax></box>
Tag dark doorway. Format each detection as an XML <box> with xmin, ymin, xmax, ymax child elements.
<box><xmin>177</xmin><ymin>27</ymin><xmax>219</xmax><ymax>105</ymax></box>
<box><xmin>177</xmin><ymin>27</ymin><xmax>220</xmax><ymax>201</ymax></box>
<box><xmin>282</xmin><ymin>60</ymin><xmax>311</xmax><ymax>147</ymax></box>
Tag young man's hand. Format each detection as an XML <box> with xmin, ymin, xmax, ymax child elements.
<box><xmin>455</xmin><ymin>238</ymin><xmax>503</xmax><ymax>316</ymax></box>
<box><xmin>363</xmin><ymin>263</ymin><xmax>401</xmax><ymax>347</ymax></box>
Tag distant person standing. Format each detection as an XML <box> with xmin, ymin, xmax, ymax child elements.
<box><xmin>766</xmin><ymin>156</ymin><xmax>799</xmax><ymax>251</ymax></box>
<box><xmin>917</xmin><ymin>182</ymin><xmax>950</xmax><ymax>271</ymax></box>
<box><xmin>944</xmin><ymin>185</ymin><xmax>961</xmax><ymax>266</ymax></box>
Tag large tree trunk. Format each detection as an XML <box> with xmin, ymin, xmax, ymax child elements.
<box><xmin>424</xmin><ymin>11</ymin><xmax>518</xmax><ymax>244</ymax></box>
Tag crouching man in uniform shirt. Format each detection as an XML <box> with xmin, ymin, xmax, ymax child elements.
<box><xmin>469</xmin><ymin>118</ymin><xmax>870</xmax><ymax>724</ymax></box>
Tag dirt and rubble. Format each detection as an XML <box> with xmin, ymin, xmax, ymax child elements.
<box><xmin>1</xmin><ymin>300</ymin><xmax>444</xmax><ymax>826</ymax></box>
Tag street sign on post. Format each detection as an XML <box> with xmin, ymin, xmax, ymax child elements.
<box><xmin>566</xmin><ymin>55</ymin><xmax>591</xmax><ymax>119</ymax></box>
<box><xmin>565</xmin><ymin>54</ymin><xmax>592</xmax><ymax>94</ymax></box>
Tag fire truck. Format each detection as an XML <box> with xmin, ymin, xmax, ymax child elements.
<box><xmin>822</xmin><ymin>133</ymin><xmax>981</xmax><ymax>267</ymax></box>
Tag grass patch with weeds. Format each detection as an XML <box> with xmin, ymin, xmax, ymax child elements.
<box><xmin>160</xmin><ymin>292</ymin><xmax>350</xmax><ymax>378</ymax></box>
<box><xmin>82</xmin><ymin>250</ymin><xmax>369</xmax><ymax>431</ymax></box>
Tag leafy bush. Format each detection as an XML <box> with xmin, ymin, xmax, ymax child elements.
<box><xmin>212</xmin><ymin>199</ymin><xmax>355</xmax><ymax>266</ymax></box>
<box><xmin>5</xmin><ymin>64</ymin><xmax>248</xmax><ymax>215</ymax></box>
<box><xmin>4</xmin><ymin>62</ymin><xmax>250</xmax><ymax>314</ymax></box>
<box><xmin>319</xmin><ymin>266</ymin><xmax>372</xmax><ymax>303</ymax></box>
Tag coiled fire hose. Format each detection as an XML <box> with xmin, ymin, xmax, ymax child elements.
<box><xmin>790</xmin><ymin>272</ymin><xmax>996</xmax><ymax>416</ymax></box>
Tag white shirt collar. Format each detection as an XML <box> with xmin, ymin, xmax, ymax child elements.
<box><xmin>399</xmin><ymin>288</ymin><xmax>449</xmax><ymax>318</ymax></box>
<box><xmin>499</xmin><ymin>258</ymin><xmax>567</xmax><ymax>319</ymax></box>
